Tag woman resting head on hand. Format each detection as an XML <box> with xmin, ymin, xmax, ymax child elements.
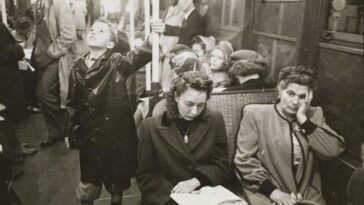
<box><xmin>234</xmin><ymin>65</ymin><xmax>345</xmax><ymax>205</ymax></box>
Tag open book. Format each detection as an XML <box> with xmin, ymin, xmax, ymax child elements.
<box><xmin>295</xmin><ymin>200</ymin><xmax>321</xmax><ymax>205</ymax></box>
<box><xmin>170</xmin><ymin>185</ymin><xmax>248</xmax><ymax>205</ymax></box>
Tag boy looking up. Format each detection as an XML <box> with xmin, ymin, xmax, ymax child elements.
<box><xmin>65</xmin><ymin>18</ymin><xmax>164</xmax><ymax>205</ymax></box>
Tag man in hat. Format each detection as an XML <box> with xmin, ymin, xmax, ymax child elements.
<box><xmin>32</xmin><ymin>0</ymin><xmax>76</xmax><ymax>148</ymax></box>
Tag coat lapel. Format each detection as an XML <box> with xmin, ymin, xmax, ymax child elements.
<box><xmin>187</xmin><ymin>117</ymin><xmax>211</xmax><ymax>151</ymax></box>
<box><xmin>157</xmin><ymin>123</ymin><xmax>195</xmax><ymax>163</ymax></box>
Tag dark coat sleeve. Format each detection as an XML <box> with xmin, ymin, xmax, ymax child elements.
<box><xmin>0</xmin><ymin>23</ymin><xmax>25</xmax><ymax>64</ymax></box>
<box><xmin>164</xmin><ymin>11</ymin><xmax>206</xmax><ymax>47</ymax></box>
<box><xmin>194</xmin><ymin>112</ymin><xmax>230</xmax><ymax>186</ymax></box>
<box><xmin>136</xmin><ymin>119</ymin><xmax>174</xmax><ymax>205</ymax></box>
<box><xmin>114</xmin><ymin>40</ymin><xmax>152</xmax><ymax>77</ymax></box>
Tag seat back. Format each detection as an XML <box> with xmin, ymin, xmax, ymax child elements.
<box><xmin>207</xmin><ymin>89</ymin><xmax>277</xmax><ymax>163</ymax></box>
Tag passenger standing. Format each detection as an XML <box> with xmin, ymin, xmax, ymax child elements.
<box><xmin>32</xmin><ymin>0</ymin><xmax>76</xmax><ymax>148</ymax></box>
<box><xmin>0</xmin><ymin>22</ymin><xmax>37</xmax><ymax>163</ymax></box>
<box><xmin>66</xmin><ymin>18</ymin><xmax>165</xmax><ymax>205</ymax></box>
<box><xmin>163</xmin><ymin>0</ymin><xmax>206</xmax><ymax>47</ymax></box>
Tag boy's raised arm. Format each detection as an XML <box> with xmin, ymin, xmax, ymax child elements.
<box><xmin>116</xmin><ymin>19</ymin><xmax>165</xmax><ymax>77</ymax></box>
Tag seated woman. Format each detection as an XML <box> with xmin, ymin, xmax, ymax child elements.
<box><xmin>225</xmin><ymin>50</ymin><xmax>270</xmax><ymax>92</ymax></box>
<box><xmin>136</xmin><ymin>71</ymin><xmax>230</xmax><ymax>205</ymax></box>
<box><xmin>234</xmin><ymin>66</ymin><xmax>345</xmax><ymax>205</ymax></box>
<box><xmin>202</xmin><ymin>43</ymin><xmax>233</xmax><ymax>90</ymax></box>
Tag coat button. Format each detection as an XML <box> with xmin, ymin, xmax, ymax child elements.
<box><xmin>105</xmin><ymin>117</ymin><xmax>109</xmax><ymax>120</ymax></box>
<box><xmin>91</xmin><ymin>137</ymin><xmax>96</xmax><ymax>143</ymax></box>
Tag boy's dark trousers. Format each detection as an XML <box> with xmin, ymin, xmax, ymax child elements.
<box><xmin>36</xmin><ymin>60</ymin><xmax>67</xmax><ymax>142</ymax></box>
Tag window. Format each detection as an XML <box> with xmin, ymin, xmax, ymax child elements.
<box><xmin>325</xmin><ymin>0</ymin><xmax>363</xmax><ymax>44</ymax></box>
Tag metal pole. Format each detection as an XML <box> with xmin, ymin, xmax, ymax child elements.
<box><xmin>152</xmin><ymin>0</ymin><xmax>159</xmax><ymax>82</ymax></box>
<box><xmin>129</xmin><ymin>0</ymin><xmax>135</xmax><ymax>50</ymax></box>
<box><xmin>1</xmin><ymin>0</ymin><xmax>7</xmax><ymax>26</ymax></box>
<box><xmin>104</xmin><ymin>0</ymin><xmax>108</xmax><ymax>17</ymax></box>
<box><xmin>144</xmin><ymin>0</ymin><xmax>151</xmax><ymax>91</ymax></box>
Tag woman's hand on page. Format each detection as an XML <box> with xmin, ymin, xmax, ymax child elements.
<box><xmin>270</xmin><ymin>189</ymin><xmax>296</xmax><ymax>205</ymax></box>
<box><xmin>171</xmin><ymin>178</ymin><xmax>201</xmax><ymax>193</ymax></box>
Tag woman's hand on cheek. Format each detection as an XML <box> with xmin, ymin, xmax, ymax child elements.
<box><xmin>171</xmin><ymin>178</ymin><xmax>201</xmax><ymax>193</ymax></box>
<box><xmin>296</xmin><ymin>90</ymin><xmax>313</xmax><ymax>124</ymax></box>
<box><xmin>270</xmin><ymin>189</ymin><xmax>297</xmax><ymax>205</ymax></box>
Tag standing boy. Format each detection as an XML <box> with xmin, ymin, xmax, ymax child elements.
<box><xmin>66</xmin><ymin>18</ymin><xmax>164</xmax><ymax>205</ymax></box>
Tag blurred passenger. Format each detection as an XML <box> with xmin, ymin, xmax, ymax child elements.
<box><xmin>71</xmin><ymin>0</ymin><xmax>87</xmax><ymax>40</ymax></box>
<box><xmin>0</xmin><ymin>22</ymin><xmax>37</xmax><ymax>164</ymax></box>
<box><xmin>163</xmin><ymin>0</ymin><xmax>207</xmax><ymax>47</ymax></box>
<box><xmin>191</xmin><ymin>35</ymin><xmax>215</xmax><ymax>65</ymax></box>
<box><xmin>204</xmin><ymin>43</ymin><xmax>233</xmax><ymax>90</ymax></box>
<box><xmin>136</xmin><ymin>71</ymin><xmax>229</xmax><ymax>205</ymax></box>
<box><xmin>225</xmin><ymin>50</ymin><xmax>270</xmax><ymax>91</ymax></box>
<box><xmin>134</xmin><ymin>44</ymin><xmax>199</xmax><ymax>129</ymax></box>
<box><xmin>11</xmin><ymin>15</ymin><xmax>40</xmax><ymax>114</ymax></box>
<box><xmin>66</xmin><ymin>17</ymin><xmax>164</xmax><ymax>205</ymax></box>
<box><xmin>218</xmin><ymin>40</ymin><xmax>234</xmax><ymax>54</ymax></box>
<box><xmin>0</xmin><ymin>103</ymin><xmax>21</xmax><ymax>205</ymax></box>
<box><xmin>347</xmin><ymin>141</ymin><xmax>364</xmax><ymax>205</ymax></box>
<box><xmin>160</xmin><ymin>0</ymin><xmax>185</xmax><ymax>53</ymax></box>
<box><xmin>196</xmin><ymin>0</ymin><xmax>209</xmax><ymax>18</ymax></box>
<box><xmin>234</xmin><ymin>66</ymin><xmax>345</xmax><ymax>205</ymax></box>
<box><xmin>32</xmin><ymin>0</ymin><xmax>76</xmax><ymax>148</ymax></box>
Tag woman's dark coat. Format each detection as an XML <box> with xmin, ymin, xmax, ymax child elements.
<box><xmin>67</xmin><ymin>42</ymin><xmax>152</xmax><ymax>182</ymax></box>
<box><xmin>136</xmin><ymin>110</ymin><xmax>230</xmax><ymax>205</ymax></box>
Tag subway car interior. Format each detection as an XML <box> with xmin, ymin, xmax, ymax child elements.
<box><xmin>0</xmin><ymin>0</ymin><xmax>363</xmax><ymax>205</ymax></box>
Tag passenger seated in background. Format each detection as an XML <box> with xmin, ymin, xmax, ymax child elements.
<box><xmin>65</xmin><ymin>17</ymin><xmax>164</xmax><ymax>205</ymax></box>
<box><xmin>191</xmin><ymin>35</ymin><xmax>215</xmax><ymax>65</ymax></box>
<box><xmin>225</xmin><ymin>50</ymin><xmax>270</xmax><ymax>92</ymax></box>
<box><xmin>234</xmin><ymin>66</ymin><xmax>345</xmax><ymax>205</ymax></box>
<box><xmin>204</xmin><ymin>43</ymin><xmax>233</xmax><ymax>90</ymax></box>
<box><xmin>347</xmin><ymin>141</ymin><xmax>364</xmax><ymax>205</ymax></box>
<box><xmin>163</xmin><ymin>44</ymin><xmax>200</xmax><ymax>92</ymax></box>
<box><xmin>136</xmin><ymin>71</ymin><xmax>229</xmax><ymax>205</ymax></box>
<box><xmin>134</xmin><ymin>44</ymin><xmax>200</xmax><ymax>129</ymax></box>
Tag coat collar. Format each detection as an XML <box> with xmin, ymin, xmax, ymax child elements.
<box><xmin>158</xmin><ymin>111</ymin><xmax>211</xmax><ymax>162</ymax></box>
<box><xmin>160</xmin><ymin>110</ymin><xmax>206</xmax><ymax>127</ymax></box>
<box><xmin>74</xmin><ymin>51</ymin><xmax>111</xmax><ymax>73</ymax></box>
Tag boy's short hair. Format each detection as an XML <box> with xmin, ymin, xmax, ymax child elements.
<box><xmin>93</xmin><ymin>17</ymin><xmax>118</xmax><ymax>44</ymax></box>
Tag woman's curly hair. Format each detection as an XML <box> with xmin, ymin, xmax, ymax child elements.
<box><xmin>229</xmin><ymin>58</ymin><xmax>269</xmax><ymax>79</ymax></box>
<box><xmin>164</xmin><ymin>71</ymin><xmax>213</xmax><ymax>120</ymax></box>
<box><xmin>278</xmin><ymin>65</ymin><xmax>317</xmax><ymax>89</ymax></box>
